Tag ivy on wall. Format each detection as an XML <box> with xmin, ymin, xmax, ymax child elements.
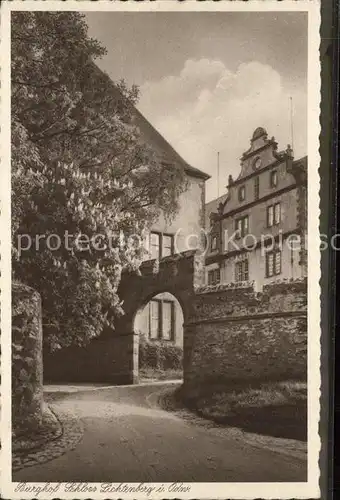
<box><xmin>12</xmin><ymin>282</ymin><xmax>43</xmax><ymax>436</ymax></box>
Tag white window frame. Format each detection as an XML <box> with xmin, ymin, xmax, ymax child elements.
<box><xmin>270</xmin><ymin>170</ymin><xmax>278</xmax><ymax>188</ymax></box>
<box><xmin>238</xmin><ymin>185</ymin><xmax>246</xmax><ymax>202</ymax></box>
<box><xmin>235</xmin><ymin>258</ymin><xmax>249</xmax><ymax>282</ymax></box>
<box><xmin>267</xmin><ymin>203</ymin><xmax>280</xmax><ymax>227</ymax></box>
<box><xmin>266</xmin><ymin>250</ymin><xmax>282</xmax><ymax>277</ymax></box>
<box><xmin>235</xmin><ymin>215</ymin><xmax>249</xmax><ymax>238</ymax></box>
<box><xmin>208</xmin><ymin>268</ymin><xmax>221</xmax><ymax>285</ymax></box>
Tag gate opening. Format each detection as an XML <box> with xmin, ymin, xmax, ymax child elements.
<box><xmin>134</xmin><ymin>292</ymin><xmax>184</xmax><ymax>382</ymax></box>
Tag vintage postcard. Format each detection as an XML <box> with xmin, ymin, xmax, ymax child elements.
<box><xmin>1</xmin><ymin>0</ymin><xmax>322</xmax><ymax>498</ymax></box>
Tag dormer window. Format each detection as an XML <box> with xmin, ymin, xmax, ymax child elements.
<box><xmin>238</xmin><ymin>186</ymin><xmax>246</xmax><ymax>202</ymax></box>
<box><xmin>270</xmin><ymin>170</ymin><xmax>278</xmax><ymax>188</ymax></box>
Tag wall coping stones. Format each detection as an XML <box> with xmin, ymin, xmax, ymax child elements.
<box><xmin>139</xmin><ymin>249</ymin><xmax>198</xmax><ymax>270</ymax></box>
<box><xmin>194</xmin><ymin>281</ymin><xmax>255</xmax><ymax>294</ymax></box>
<box><xmin>263</xmin><ymin>277</ymin><xmax>307</xmax><ymax>295</ymax></box>
<box><xmin>195</xmin><ymin>277</ymin><xmax>307</xmax><ymax>296</ymax></box>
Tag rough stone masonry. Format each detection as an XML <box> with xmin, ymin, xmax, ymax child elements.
<box><xmin>12</xmin><ymin>282</ymin><xmax>43</xmax><ymax>435</ymax></box>
<box><xmin>43</xmin><ymin>250</ymin><xmax>307</xmax><ymax>388</ymax></box>
<box><xmin>183</xmin><ymin>278</ymin><xmax>307</xmax><ymax>392</ymax></box>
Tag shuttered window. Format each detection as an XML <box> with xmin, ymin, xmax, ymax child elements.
<box><xmin>149</xmin><ymin>299</ymin><xmax>175</xmax><ymax>341</ymax></box>
<box><xmin>266</xmin><ymin>250</ymin><xmax>282</xmax><ymax>277</ymax></box>
<box><xmin>208</xmin><ymin>268</ymin><xmax>221</xmax><ymax>285</ymax></box>
<box><xmin>267</xmin><ymin>203</ymin><xmax>281</xmax><ymax>227</ymax></box>
<box><xmin>235</xmin><ymin>259</ymin><xmax>249</xmax><ymax>282</ymax></box>
<box><xmin>254</xmin><ymin>176</ymin><xmax>260</xmax><ymax>200</ymax></box>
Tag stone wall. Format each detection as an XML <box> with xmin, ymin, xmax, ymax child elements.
<box><xmin>44</xmin><ymin>251</ymin><xmax>200</xmax><ymax>384</ymax></box>
<box><xmin>12</xmin><ymin>282</ymin><xmax>43</xmax><ymax>435</ymax></box>
<box><xmin>183</xmin><ymin>278</ymin><xmax>307</xmax><ymax>391</ymax></box>
<box><xmin>44</xmin><ymin>258</ymin><xmax>307</xmax><ymax>388</ymax></box>
<box><xmin>44</xmin><ymin>333</ymin><xmax>137</xmax><ymax>384</ymax></box>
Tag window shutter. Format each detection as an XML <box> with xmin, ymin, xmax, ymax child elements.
<box><xmin>274</xmin><ymin>203</ymin><xmax>281</xmax><ymax>224</ymax></box>
<box><xmin>254</xmin><ymin>176</ymin><xmax>259</xmax><ymax>200</ymax></box>
<box><xmin>267</xmin><ymin>206</ymin><xmax>274</xmax><ymax>227</ymax></box>
<box><xmin>275</xmin><ymin>251</ymin><xmax>281</xmax><ymax>275</ymax></box>
<box><xmin>244</xmin><ymin>259</ymin><xmax>249</xmax><ymax>281</ymax></box>
<box><xmin>244</xmin><ymin>216</ymin><xmax>249</xmax><ymax>233</ymax></box>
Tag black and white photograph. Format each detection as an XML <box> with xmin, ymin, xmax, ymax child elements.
<box><xmin>1</xmin><ymin>1</ymin><xmax>321</xmax><ymax>498</ymax></box>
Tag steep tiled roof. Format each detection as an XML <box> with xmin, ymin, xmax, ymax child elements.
<box><xmin>293</xmin><ymin>156</ymin><xmax>307</xmax><ymax>168</ymax></box>
<box><xmin>205</xmin><ymin>192</ymin><xmax>229</xmax><ymax>228</ymax></box>
<box><xmin>132</xmin><ymin>108</ymin><xmax>210</xmax><ymax>180</ymax></box>
<box><xmin>91</xmin><ymin>63</ymin><xmax>210</xmax><ymax>181</ymax></box>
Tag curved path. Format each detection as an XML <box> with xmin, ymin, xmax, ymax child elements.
<box><xmin>14</xmin><ymin>382</ymin><xmax>307</xmax><ymax>482</ymax></box>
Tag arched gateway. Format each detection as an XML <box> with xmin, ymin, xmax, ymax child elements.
<box><xmin>44</xmin><ymin>252</ymin><xmax>307</xmax><ymax>389</ymax></box>
<box><xmin>114</xmin><ymin>250</ymin><xmax>204</xmax><ymax>384</ymax></box>
<box><xmin>43</xmin><ymin>250</ymin><xmax>203</xmax><ymax>384</ymax></box>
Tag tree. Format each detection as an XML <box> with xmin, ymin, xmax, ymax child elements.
<box><xmin>12</xmin><ymin>12</ymin><xmax>187</xmax><ymax>351</ymax></box>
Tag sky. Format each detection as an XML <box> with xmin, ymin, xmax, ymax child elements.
<box><xmin>85</xmin><ymin>12</ymin><xmax>308</xmax><ymax>202</ymax></box>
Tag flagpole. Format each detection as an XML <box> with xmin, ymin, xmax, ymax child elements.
<box><xmin>289</xmin><ymin>97</ymin><xmax>294</xmax><ymax>152</ymax></box>
<box><xmin>217</xmin><ymin>152</ymin><xmax>220</xmax><ymax>198</ymax></box>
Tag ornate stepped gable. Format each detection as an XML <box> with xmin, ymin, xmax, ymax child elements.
<box><xmin>237</xmin><ymin>127</ymin><xmax>284</xmax><ymax>180</ymax></box>
<box><xmin>207</xmin><ymin>127</ymin><xmax>307</xmax><ymax>219</ymax></box>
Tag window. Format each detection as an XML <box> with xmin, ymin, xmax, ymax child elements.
<box><xmin>274</xmin><ymin>203</ymin><xmax>281</xmax><ymax>225</ymax></box>
<box><xmin>267</xmin><ymin>203</ymin><xmax>281</xmax><ymax>227</ymax></box>
<box><xmin>149</xmin><ymin>299</ymin><xmax>174</xmax><ymax>341</ymax></box>
<box><xmin>150</xmin><ymin>300</ymin><xmax>160</xmax><ymax>339</ymax></box>
<box><xmin>235</xmin><ymin>215</ymin><xmax>249</xmax><ymax>238</ymax></box>
<box><xmin>238</xmin><ymin>186</ymin><xmax>246</xmax><ymax>202</ymax></box>
<box><xmin>266</xmin><ymin>250</ymin><xmax>281</xmax><ymax>277</ymax></box>
<box><xmin>150</xmin><ymin>232</ymin><xmax>160</xmax><ymax>260</ymax></box>
<box><xmin>162</xmin><ymin>234</ymin><xmax>173</xmax><ymax>257</ymax></box>
<box><xmin>267</xmin><ymin>205</ymin><xmax>274</xmax><ymax>227</ymax></box>
<box><xmin>211</xmin><ymin>235</ymin><xmax>218</xmax><ymax>251</ymax></box>
<box><xmin>162</xmin><ymin>301</ymin><xmax>174</xmax><ymax>340</ymax></box>
<box><xmin>270</xmin><ymin>170</ymin><xmax>278</xmax><ymax>188</ymax></box>
<box><xmin>150</xmin><ymin>232</ymin><xmax>174</xmax><ymax>259</ymax></box>
<box><xmin>235</xmin><ymin>259</ymin><xmax>249</xmax><ymax>282</ymax></box>
<box><xmin>208</xmin><ymin>268</ymin><xmax>221</xmax><ymax>285</ymax></box>
<box><xmin>254</xmin><ymin>176</ymin><xmax>260</xmax><ymax>200</ymax></box>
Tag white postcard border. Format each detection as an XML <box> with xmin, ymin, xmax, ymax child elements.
<box><xmin>0</xmin><ymin>1</ymin><xmax>321</xmax><ymax>498</ymax></box>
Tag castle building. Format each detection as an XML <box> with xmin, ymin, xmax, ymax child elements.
<box><xmin>205</xmin><ymin>127</ymin><xmax>307</xmax><ymax>291</ymax></box>
<box><xmin>132</xmin><ymin>109</ymin><xmax>210</xmax><ymax>346</ymax></box>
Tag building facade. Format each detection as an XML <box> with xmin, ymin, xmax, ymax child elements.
<box><xmin>133</xmin><ymin>109</ymin><xmax>210</xmax><ymax>346</ymax></box>
<box><xmin>43</xmin><ymin>78</ymin><xmax>210</xmax><ymax>383</ymax></box>
<box><xmin>205</xmin><ymin>127</ymin><xmax>307</xmax><ymax>291</ymax></box>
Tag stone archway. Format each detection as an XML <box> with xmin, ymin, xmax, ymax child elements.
<box><xmin>134</xmin><ymin>291</ymin><xmax>184</xmax><ymax>381</ymax></box>
<box><xmin>113</xmin><ymin>250</ymin><xmax>203</xmax><ymax>384</ymax></box>
<box><xmin>43</xmin><ymin>250</ymin><xmax>203</xmax><ymax>385</ymax></box>
<box><xmin>134</xmin><ymin>291</ymin><xmax>184</xmax><ymax>346</ymax></box>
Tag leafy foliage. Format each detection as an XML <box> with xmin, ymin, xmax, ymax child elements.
<box><xmin>139</xmin><ymin>333</ymin><xmax>183</xmax><ymax>371</ymax></box>
<box><xmin>12</xmin><ymin>12</ymin><xmax>187</xmax><ymax>350</ymax></box>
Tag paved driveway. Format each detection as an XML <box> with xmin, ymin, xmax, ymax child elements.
<box><xmin>14</xmin><ymin>382</ymin><xmax>307</xmax><ymax>482</ymax></box>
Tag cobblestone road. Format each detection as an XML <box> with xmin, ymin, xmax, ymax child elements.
<box><xmin>13</xmin><ymin>382</ymin><xmax>307</xmax><ymax>482</ymax></box>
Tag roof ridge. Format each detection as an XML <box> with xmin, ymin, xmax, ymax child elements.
<box><xmin>91</xmin><ymin>62</ymin><xmax>210</xmax><ymax>181</ymax></box>
<box><xmin>133</xmin><ymin>107</ymin><xmax>210</xmax><ymax>180</ymax></box>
